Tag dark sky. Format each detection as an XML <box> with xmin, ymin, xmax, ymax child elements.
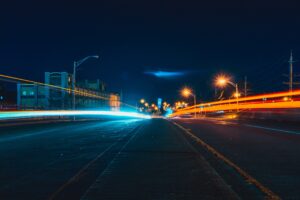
<box><xmin>1</xmin><ymin>0</ymin><xmax>300</xmax><ymax>105</ymax></box>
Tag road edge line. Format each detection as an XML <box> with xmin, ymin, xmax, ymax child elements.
<box><xmin>171</xmin><ymin>121</ymin><xmax>281</xmax><ymax>200</ymax></box>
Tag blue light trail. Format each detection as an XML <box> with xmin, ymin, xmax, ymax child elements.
<box><xmin>0</xmin><ymin>110</ymin><xmax>151</xmax><ymax>120</ymax></box>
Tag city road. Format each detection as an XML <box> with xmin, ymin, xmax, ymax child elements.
<box><xmin>173</xmin><ymin>117</ymin><xmax>300</xmax><ymax>199</ymax></box>
<box><xmin>0</xmin><ymin>117</ymin><xmax>299</xmax><ymax>199</ymax></box>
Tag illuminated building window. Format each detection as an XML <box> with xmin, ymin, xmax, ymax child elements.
<box><xmin>22</xmin><ymin>91</ymin><xmax>27</xmax><ymax>96</ymax></box>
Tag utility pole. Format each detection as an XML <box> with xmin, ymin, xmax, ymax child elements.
<box><xmin>235</xmin><ymin>83</ymin><xmax>239</xmax><ymax>112</ymax></box>
<box><xmin>72</xmin><ymin>61</ymin><xmax>77</xmax><ymax>115</ymax></box>
<box><xmin>244</xmin><ymin>76</ymin><xmax>247</xmax><ymax>97</ymax></box>
<box><xmin>289</xmin><ymin>50</ymin><xmax>294</xmax><ymax>92</ymax></box>
<box><xmin>193</xmin><ymin>94</ymin><xmax>197</xmax><ymax>118</ymax></box>
<box><xmin>214</xmin><ymin>87</ymin><xmax>217</xmax><ymax>99</ymax></box>
<box><xmin>283</xmin><ymin>50</ymin><xmax>300</xmax><ymax>92</ymax></box>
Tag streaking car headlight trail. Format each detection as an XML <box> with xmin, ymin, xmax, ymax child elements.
<box><xmin>0</xmin><ymin>110</ymin><xmax>151</xmax><ymax>120</ymax></box>
<box><xmin>170</xmin><ymin>90</ymin><xmax>300</xmax><ymax>118</ymax></box>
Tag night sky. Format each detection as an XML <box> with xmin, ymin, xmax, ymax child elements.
<box><xmin>1</xmin><ymin>0</ymin><xmax>300</xmax><ymax>105</ymax></box>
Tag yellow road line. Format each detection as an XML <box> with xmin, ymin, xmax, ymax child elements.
<box><xmin>171</xmin><ymin>121</ymin><xmax>281</xmax><ymax>200</ymax></box>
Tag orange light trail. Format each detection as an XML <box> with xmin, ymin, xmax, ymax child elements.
<box><xmin>170</xmin><ymin>90</ymin><xmax>300</xmax><ymax>117</ymax></box>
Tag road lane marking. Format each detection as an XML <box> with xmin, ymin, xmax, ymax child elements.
<box><xmin>48</xmin><ymin>138</ymin><xmax>120</xmax><ymax>200</ymax></box>
<box><xmin>81</xmin><ymin>122</ymin><xmax>144</xmax><ymax>200</ymax></box>
<box><xmin>48</xmin><ymin>123</ymin><xmax>144</xmax><ymax>200</ymax></box>
<box><xmin>168</xmin><ymin>122</ymin><xmax>240</xmax><ymax>199</ymax></box>
<box><xmin>171</xmin><ymin>121</ymin><xmax>281</xmax><ymax>200</ymax></box>
<box><xmin>244</xmin><ymin>124</ymin><xmax>300</xmax><ymax>135</ymax></box>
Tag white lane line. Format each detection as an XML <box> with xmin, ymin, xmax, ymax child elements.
<box><xmin>48</xmin><ymin>124</ymin><xmax>142</xmax><ymax>200</ymax></box>
<box><xmin>80</xmin><ymin>124</ymin><xmax>145</xmax><ymax>200</ymax></box>
<box><xmin>244</xmin><ymin>124</ymin><xmax>300</xmax><ymax>135</ymax></box>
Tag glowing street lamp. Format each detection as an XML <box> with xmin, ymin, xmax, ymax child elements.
<box><xmin>140</xmin><ymin>99</ymin><xmax>145</xmax><ymax>104</ymax></box>
<box><xmin>215</xmin><ymin>74</ymin><xmax>239</xmax><ymax>111</ymax></box>
<box><xmin>181</xmin><ymin>87</ymin><xmax>197</xmax><ymax>118</ymax></box>
<box><xmin>144</xmin><ymin>102</ymin><xmax>149</xmax><ymax>107</ymax></box>
<box><xmin>215</xmin><ymin>75</ymin><xmax>229</xmax><ymax>87</ymax></box>
<box><xmin>233</xmin><ymin>92</ymin><xmax>241</xmax><ymax>98</ymax></box>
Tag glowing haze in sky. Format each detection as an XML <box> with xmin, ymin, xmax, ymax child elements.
<box><xmin>144</xmin><ymin>70</ymin><xmax>186</xmax><ymax>78</ymax></box>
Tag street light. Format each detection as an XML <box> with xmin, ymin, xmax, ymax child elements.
<box><xmin>233</xmin><ymin>92</ymin><xmax>241</xmax><ymax>98</ymax></box>
<box><xmin>215</xmin><ymin>74</ymin><xmax>239</xmax><ymax>111</ymax></box>
<box><xmin>73</xmin><ymin>55</ymin><xmax>99</xmax><ymax>119</ymax></box>
<box><xmin>140</xmin><ymin>99</ymin><xmax>145</xmax><ymax>104</ymax></box>
<box><xmin>181</xmin><ymin>87</ymin><xmax>197</xmax><ymax>118</ymax></box>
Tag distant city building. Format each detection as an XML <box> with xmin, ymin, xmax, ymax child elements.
<box><xmin>17</xmin><ymin>83</ymin><xmax>47</xmax><ymax>109</ymax></box>
<box><xmin>0</xmin><ymin>82</ymin><xmax>5</xmax><ymax>109</ymax></box>
<box><xmin>0</xmin><ymin>81</ymin><xmax>16</xmax><ymax>109</ymax></box>
<box><xmin>75</xmin><ymin>88</ymin><xmax>110</xmax><ymax>109</ymax></box>
<box><xmin>0</xmin><ymin>82</ymin><xmax>4</xmax><ymax>102</ymax></box>
<box><xmin>157</xmin><ymin>98</ymin><xmax>162</xmax><ymax>109</ymax></box>
<box><xmin>77</xmin><ymin>79</ymin><xmax>105</xmax><ymax>92</ymax></box>
<box><xmin>76</xmin><ymin>79</ymin><xmax>121</xmax><ymax>110</ymax></box>
<box><xmin>76</xmin><ymin>79</ymin><xmax>106</xmax><ymax>108</ymax></box>
<box><xmin>109</xmin><ymin>93</ymin><xmax>121</xmax><ymax>111</ymax></box>
<box><xmin>16</xmin><ymin>72</ymin><xmax>120</xmax><ymax>110</ymax></box>
<box><xmin>45</xmin><ymin>72</ymin><xmax>72</xmax><ymax>109</ymax></box>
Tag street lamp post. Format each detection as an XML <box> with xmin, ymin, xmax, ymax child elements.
<box><xmin>193</xmin><ymin>93</ymin><xmax>196</xmax><ymax>117</ymax></box>
<box><xmin>234</xmin><ymin>83</ymin><xmax>239</xmax><ymax>111</ymax></box>
<box><xmin>215</xmin><ymin>75</ymin><xmax>239</xmax><ymax>112</ymax></box>
<box><xmin>73</xmin><ymin>55</ymin><xmax>99</xmax><ymax>120</ymax></box>
<box><xmin>228</xmin><ymin>82</ymin><xmax>239</xmax><ymax>111</ymax></box>
<box><xmin>181</xmin><ymin>87</ymin><xmax>197</xmax><ymax>118</ymax></box>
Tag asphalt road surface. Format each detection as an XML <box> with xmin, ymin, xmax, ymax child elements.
<box><xmin>173</xmin><ymin>117</ymin><xmax>300</xmax><ymax>199</ymax></box>
<box><xmin>0</xmin><ymin>117</ymin><xmax>299</xmax><ymax>199</ymax></box>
